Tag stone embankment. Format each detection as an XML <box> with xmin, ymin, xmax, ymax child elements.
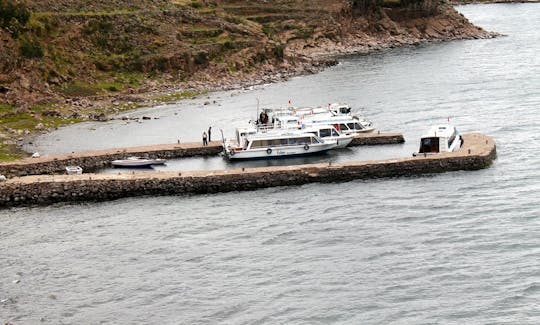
<box><xmin>0</xmin><ymin>142</ymin><xmax>223</xmax><ymax>177</ymax></box>
<box><xmin>0</xmin><ymin>133</ymin><xmax>404</xmax><ymax>177</ymax></box>
<box><xmin>0</xmin><ymin>133</ymin><xmax>496</xmax><ymax>208</ymax></box>
<box><xmin>350</xmin><ymin>132</ymin><xmax>404</xmax><ymax>146</ymax></box>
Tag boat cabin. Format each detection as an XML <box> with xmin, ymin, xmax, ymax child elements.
<box><xmin>304</xmin><ymin>125</ymin><xmax>341</xmax><ymax>139</ymax></box>
<box><xmin>328</xmin><ymin>103</ymin><xmax>352</xmax><ymax>115</ymax></box>
<box><xmin>247</xmin><ymin>133</ymin><xmax>322</xmax><ymax>150</ymax></box>
<box><xmin>302</xmin><ymin>116</ymin><xmax>370</xmax><ymax>134</ymax></box>
<box><xmin>417</xmin><ymin>125</ymin><xmax>461</xmax><ymax>154</ymax></box>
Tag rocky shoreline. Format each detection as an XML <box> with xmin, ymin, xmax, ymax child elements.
<box><xmin>0</xmin><ymin>1</ymin><xmax>498</xmax><ymax>159</ymax></box>
<box><xmin>453</xmin><ymin>0</ymin><xmax>540</xmax><ymax>4</ymax></box>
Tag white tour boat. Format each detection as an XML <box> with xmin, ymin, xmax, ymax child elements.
<box><xmin>224</xmin><ymin>127</ymin><xmax>338</xmax><ymax>160</ymax></box>
<box><xmin>413</xmin><ymin>125</ymin><xmax>462</xmax><ymax>156</ymax></box>
<box><xmin>111</xmin><ymin>156</ymin><xmax>167</xmax><ymax>167</ymax></box>
<box><xmin>301</xmin><ymin>114</ymin><xmax>375</xmax><ymax>134</ymax></box>
<box><xmin>303</xmin><ymin>125</ymin><xmax>353</xmax><ymax>148</ymax></box>
<box><xmin>262</xmin><ymin>104</ymin><xmax>375</xmax><ymax>134</ymax></box>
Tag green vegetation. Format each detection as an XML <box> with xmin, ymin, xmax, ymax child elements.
<box><xmin>19</xmin><ymin>36</ymin><xmax>44</xmax><ymax>58</ymax></box>
<box><xmin>0</xmin><ymin>144</ymin><xmax>23</xmax><ymax>161</ymax></box>
<box><xmin>0</xmin><ymin>111</ymin><xmax>81</xmax><ymax>131</ymax></box>
<box><xmin>57</xmin><ymin>81</ymin><xmax>130</xmax><ymax>97</ymax></box>
<box><xmin>0</xmin><ymin>0</ymin><xmax>452</xmax><ymax>161</ymax></box>
<box><xmin>0</xmin><ymin>103</ymin><xmax>15</xmax><ymax>114</ymax></box>
<box><xmin>0</xmin><ymin>0</ymin><xmax>30</xmax><ymax>33</ymax></box>
<box><xmin>153</xmin><ymin>90</ymin><xmax>204</xmax><ymax>103</ymax></box>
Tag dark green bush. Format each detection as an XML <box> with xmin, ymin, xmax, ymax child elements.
<box><xmin>189</xmin><ymin>1</ymin><xmax>203</xmax><ymax>9</ymax></box>
<box><xmin>0</xmin><ymin>0</ymin><xmax>30</xmax><ymax>29</ymax></box>
<box><xmin>273</xmin><ymin>44</ymin><xmax>285</xmax><ymax>60</ymax></box>
<box><xmin>19</xmin><ymin>37</ymin><xmax>43</xmax><ymax>58</ymax></box>
<box><xmin>194</xmin><ymin>51</ymin><xmax>208</xmax><ymax>65</ymax></box>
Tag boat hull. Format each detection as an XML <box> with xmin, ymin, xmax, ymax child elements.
<box><xmin>227</xmin><ymin>143</ymin><xmax>336</xmax><ymax>160</ymax></box>
<box><xmin>111</xmin><ymin>159</ymin><xmax>166</xmax><ymax>167</ymax></box>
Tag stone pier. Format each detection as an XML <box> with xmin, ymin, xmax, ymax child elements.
<box><xmin>0</xmin><ymin>133</ymin><xmax>495</xmax><ymax>208</ymax></box>
<box><xmin>0</xmin><ymin>141</ymin><xmax>223</xmax><ymax>177</ymax></box>
<box><xmin>0</xmin><ymin>132</ymin><xmax>404</xmax><ymax>177</ymax></box>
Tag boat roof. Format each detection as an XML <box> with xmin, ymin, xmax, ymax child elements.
<box><xmin>302</xmin><ymin>114</ymin><xmax>360</xmax><ymax>123</ymax></box>
<box><xmin>421</xmin><ymin>125</ymin><xmax>457</xmax><ymax>138</ymax></box>
<box><xmin>247</xmin><ymin>131</ymin><xmax>318</xmax><ymax>140</ymax></box>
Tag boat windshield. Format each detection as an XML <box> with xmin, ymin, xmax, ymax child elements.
<box><xmin>319</xmin><ymin>128</ymin><xmax>332</xmax><ymax>138</ymax></box>
<box><xmin>419</xmin><ymin>137</ymin><xmax>440</xmax><ymax>153</ymax></box>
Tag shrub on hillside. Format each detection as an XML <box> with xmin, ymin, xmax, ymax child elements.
<box><xmin>0</xmin><ymin>0</ymin><xmax>30</xmax><ymax>30</ymax></box>
<box><xmin>19</xmin><ymin>37</ymin><xmax>43</xmax><ymax>58</ymax></box>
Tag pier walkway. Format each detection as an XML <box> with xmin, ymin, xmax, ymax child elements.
<box><xmin>0</xmin><ymin>132</ymin><xmax>404</xmax><ymax>177</ymax></box>
<box><xmin>0</xmin><ymin>133</ymin><xmax>495</xmax><ymax>207</ymax></box>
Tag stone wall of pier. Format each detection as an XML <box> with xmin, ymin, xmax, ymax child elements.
<box><xmin>0</xmin><ymin>133</ymin><xmax>404</xmax><ymax>178</ymax></box>
<box><xmin>0</xmin><ymin>133</ymin><xmax>496</xmax><ymax>208</ymax></box>
<box><xmin>0</xmin><ymin>142</ymin><xmax>223</xmax><ymax>177</ymax></box>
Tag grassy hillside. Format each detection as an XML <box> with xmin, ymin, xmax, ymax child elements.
<box><xmin>0</xmin><ymin>0</ymin><xmax>489</xmax><ymax>160</ymax></box>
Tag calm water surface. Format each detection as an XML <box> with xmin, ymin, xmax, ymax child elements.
<box><xmin>2</xmin><ymin>4</ymin><xmax>540</xmax><ymax>324</ymax></box>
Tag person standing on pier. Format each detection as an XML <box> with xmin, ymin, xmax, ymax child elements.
<box><xmin>202</xmin><ymin>131</ymin><xmax>208</xmax><ymax>146</ymax></box>
<box><xmin>208</xmin><ymin>126</ymin><xmax>212</xmax><ymax>143</ymax></box>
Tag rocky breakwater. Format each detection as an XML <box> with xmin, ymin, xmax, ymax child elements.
<box><xmin>0</xmin><ymin>141</ymin><xmax>223</xmax><ymax>177</ymax></box>
<box><xmin>350</xmin><ymin>132</ymin><xmax>405</xmax><ymax>146</ymax></box>
<box><xmin>0</xmin><ymin>133</ymin><xmax>496</xmax><ymax>208</ymax></box>
<box><xmin>0</xmin><ymin>132</ymin><xmax>404</xmax><ymax>177</ymax></box>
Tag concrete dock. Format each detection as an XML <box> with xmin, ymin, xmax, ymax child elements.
<box><xmin>0</xmin><ymin>133</ymin><xmax>495</xmax><ymax>207</ymax></box>
<box><xmin>0</xmin><ymin>132</ymin><xmax>404</xmax><ymax>177</ymax></box>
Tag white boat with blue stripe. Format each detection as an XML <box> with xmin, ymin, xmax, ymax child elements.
<box><xmin>224</xmin><ymin>126</ymin><xmax>337</xmax><ymax>160</ymax></box>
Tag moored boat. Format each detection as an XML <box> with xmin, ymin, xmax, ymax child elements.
<box><xmin>65</xmin><ymin>166</ymin><xmax>83</xmax><ymax>175</ymax></box>
<box><xmin>413</xmin><ymin>124</ymin><xmax>462</xmax><ymax>156</ymax></box>
<box><xmin>111</xmin><ymin>156</ymin><xmax>167</xmax><ymax>167</ymax></box>
<box><xmin>302</xmin><ymin>125</ymin><xmax>353</xmax><ymax>148</ymax></box>
<box><xmin>224</xmin><ymin>127</ymin><xmax>338</xmax><ymax>160</ymax></box>
<box><xmin>262</xmin><ymin>103</ymin><xmax>375</xmax><ymax>134</ymax></box>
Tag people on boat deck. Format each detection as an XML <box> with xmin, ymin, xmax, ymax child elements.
<box><xmin>259</xmin><ymin>112</ymin><xmax>269</xmax><ymax>125</ymax></box>
<box><xmin>202</xmin><ymin>131</ymin><xmax>208</xmax><ymax>146</ymax></box>
<box><xmin>208</xmin><ymin>126</ymin><xmax>212</xmax><ymax>142</ymax></box>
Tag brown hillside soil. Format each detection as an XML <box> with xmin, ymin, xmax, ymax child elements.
<box><xmin>0</xmin><ymin>0</ymin><xmax>494</xmax><ymax>160</ymax></box>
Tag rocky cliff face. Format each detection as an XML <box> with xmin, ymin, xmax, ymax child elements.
<box><xmin>0</xmin><ymin>0</ymin><xmax>492</xmax><ymax>159</ymax></box>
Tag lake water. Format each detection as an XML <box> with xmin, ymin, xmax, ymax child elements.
<box><xmin>3</xmin><ymin>4</ymin><xmax>540</xmax><ymax>324</ymax></box>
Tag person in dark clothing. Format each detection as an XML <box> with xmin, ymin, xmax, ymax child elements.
<box><xmin>208</xmin><ymin>126</ymin><xmax>212</xmax><ymax>142</ymax></box>
<box><xmin>202</xmin><ymin>131</ymin><xmax>208</xmax><ymax>146</ymax></box>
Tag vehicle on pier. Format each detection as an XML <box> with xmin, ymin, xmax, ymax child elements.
<box><xmin>111</xmin><ymin>156</ymin><xmax>167</xmax><ymax>167</ymax></box>
<box><xmin>224</xmin><ymin>127</ymin><xmax>338</xmax><ymax>160</ymax></box>
<box><xmin>413</xmin><ymin>125</ymin><xmax>462</xmax><ymax>156</ymax></box>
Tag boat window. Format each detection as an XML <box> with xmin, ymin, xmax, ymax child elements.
<box><xmin>267</xmin><ymin>139</ymin><xmax>278</xmax><ymax>147</ymax></box>
<box><xmin>340</xmin><ymin>107</ymin><xmax>351</xmax><ymax>114</ymax></box>
<box><xmin>339</xmin><ymin>124</ymin><xmax>349</xmax><ymax>131</ymax></box>
<box><xmin>448</xmin><ymin>134</ymin><xmax>456</xmax><ymax>148</ymax></box>
<box><xmin>280</xmin><ymin>138</ymin><xmax>288</xmax><ymax>145</ymax></box>
<box><xmin>319</xmin><ymin>128</ymin><xmax>332</xmax><ymax>138</ymax></box>
<box><xmin>354</xmin><ymin>123</ymin><xmax>364</xmax><ymax>130</ymax></box>
<box><xmin>289</xmin><ymin>137</ymin><xmax>311</xmax><ymax>145</ymax></box>
<box><xmin>250</xmin><ymin>140</ymin><xmax>262</xmax><ymax>148</ymax></box>
<box><xmin>331</xmin><ymin>129</ymin><xmax>340</xmax><ymax>136</ymax></box>
<box><xmin>419</xmin><ymin>137</ymin><xmax>439</xmax><ymax>153</ymax></box>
